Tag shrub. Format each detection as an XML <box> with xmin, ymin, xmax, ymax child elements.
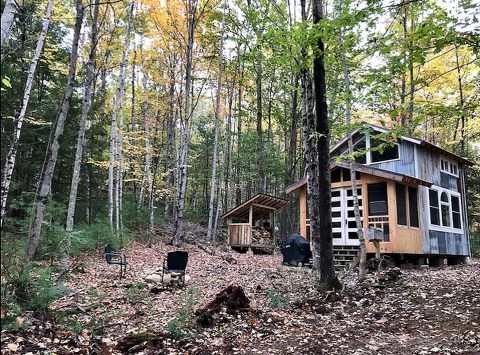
<box><xmin>266</xmin><ymin>290</ymin><xmax>289</xmax><ymax>309</ymax></box>
<box><xmin>167</xmin><ymin>286</ymin><xmax>202</xmax><ymax>339</ymax></box>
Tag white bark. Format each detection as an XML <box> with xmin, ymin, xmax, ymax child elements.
<box><xmin>173</xmin><ymin>0</ymin><xmax>198</xmax><ymax>246</ymax></box>
<box><xmin>25</xmin><ymin>0</ymin><xmax>84</xmax><ymax>263</ymax></box>
<box><xmin>140</xmin><ymin>29</ymin><xmax>154</xmax><ymax>232</ymax></box>
<box><xmin>0</xmin><ymin>0</ymin><xmax>18</xmax><ymax>51</ymax></box>
<box><xmin>207</xmin><ymin>0</ymin><xmax>226</xmax><ymax>242</ymax></box>
<box><xmin>109</xmin><ymin>0</ymin><xmax>134</xmax><ymax>236</ymax></box>
<box><xmin>0</xmin><ymin>0</ymin><xmax>54</xmax><ymax>228</ymax></box>
<box><xmin>60</xmin><ymin>0</ymin><xmax>100</xmax><ymax>280</ymax></box>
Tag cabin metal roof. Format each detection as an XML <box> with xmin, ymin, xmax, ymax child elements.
<box><xmin>285</xmin><ymin>161</ymin><xmax>432</xmax><ymax>195</ymax></box>
<box><xmin>221</xmin><ymin>193</ymin><xmax>288</xmax><ymax>221</ymax></box>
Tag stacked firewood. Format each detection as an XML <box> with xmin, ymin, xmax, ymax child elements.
<box><xmin>251</xmin><ymin>227</ymin><xmax>272</xmax><ymax>245</ymax></box>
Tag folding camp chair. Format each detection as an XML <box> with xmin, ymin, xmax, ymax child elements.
<box><xmin>104</xmin><ymin>244</ymin><xmax>128</xmax><ymax>278</ymax></box>
<box><xmin>161</xmin><ymin>250</ymin><xmax>188</xmax><ymax>285</ymax></box>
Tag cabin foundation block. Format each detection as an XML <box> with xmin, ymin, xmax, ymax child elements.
<box><xmin>246</xmin><ymin>247</ymin><xmax>254</xmax><ymax>256</ymax></box>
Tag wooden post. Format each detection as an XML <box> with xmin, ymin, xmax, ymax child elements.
<box><xmin>372</xmin><ymin>240</ymin><xmax>381</xmax><ymax>260</ymax></box>
<box><xmin>272</xmin><ymin>212</ymin><xmax>277</xmax><ymax>254</ymax></box>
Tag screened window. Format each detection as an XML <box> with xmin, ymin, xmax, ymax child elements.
<box><xmin>396</xmin><ymin>183</ymin><xmax>407</xmax><ymax>226</ymax></box>
<box><xmin>368</xmin><ymin>183</ymin><xmax>388</xmax><ymax>216</ymax></box>
<box><xmin>408</xmin><ymin>187</ymin><xmax>419</xmax><ymax>227</ymax></box>
<box><xmin>331</xmin><ymin>168</ymin><xmax>341</xmax><ymax>183</ymax></box>
<box><xmin>396</xmin><ymin>184</ymin><xmax>419</xmax><ymax>228</ymax></box>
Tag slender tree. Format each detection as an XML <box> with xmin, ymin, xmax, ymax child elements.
<box><xmin>25</xmin><ymin>0</ymin><xmax>84</xmax><ymax>263</ymax></box>
<box><xmin>207</xmin><ymin>0</ymin><xmax>227</xmax><ymax>242</ymax></box>
<box><xmin>337</xmin><ymin>0</ymin><xmax>366</xmax><ymax>281</ymax></box>
<box><xmin>0</xmin><ymin>0</ymin><xmax>19</xmax><ymax>53</ymax></box>
<box><xmin>312</xmin><ymin>0</ymin><xmax>340</xmax><ymax>289</ymax></box>
<box><xmin>1</xmin><ymin>0</ymin><xmax>55</xmax><ymax>228</ymax></box>
<box><xmin>60</xmin><ymin>0</ymin><xmax>101</xmax><ymax>281</ymax></box>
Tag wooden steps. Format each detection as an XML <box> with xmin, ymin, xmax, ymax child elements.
<box><xmin>333</xmin><ymin>246</ymin><xmax>360</xmax><ymax>269</ymax></box>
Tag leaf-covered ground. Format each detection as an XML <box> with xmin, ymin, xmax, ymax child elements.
<box><xmin>1</xmin><ymin>228</ymin><xmax>479</xmax><ymax>355</ymax></box>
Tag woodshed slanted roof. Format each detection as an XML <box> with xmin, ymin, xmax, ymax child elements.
<box><xmin>221</xmin><ymin>193</ymin><xmax>288</xmax><ymax>221</ymax></box>
<box><xmin>285</xmin><ymin>160</ymin><xmax>432</xmax><ymax>195</ymax></box>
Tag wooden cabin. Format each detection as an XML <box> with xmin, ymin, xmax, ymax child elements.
<box><xmin>286</xmin><ymin>124</ymin><xmax>471</xmax><ymax>265</ymax></box>
<box><xmin>221</xmin><ymin>194</ymin><xmax>288</xmax><ymax>254</ymax></box>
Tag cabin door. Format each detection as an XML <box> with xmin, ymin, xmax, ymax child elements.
<box><xmin>331</xmin><ymin>187</ymin><xmax>363</xmax><ymax>246</ymax></box>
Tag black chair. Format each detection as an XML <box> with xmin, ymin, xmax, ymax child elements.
<box><xmin>104</xmin><ymin>244</ymin><xmax>128</xmax><ymax>278</ymax></box>
<box><xmin>161</xmin><ymin>250</ymin><xmax>188</xmax><ymax>285</ymax></box>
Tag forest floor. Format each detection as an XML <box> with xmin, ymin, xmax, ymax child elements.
<box><xmin>1</xmin><ymin>223</ymin><xmax>479</xmax><ymax>355</ymax></box>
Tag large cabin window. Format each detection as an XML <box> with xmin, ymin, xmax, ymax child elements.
<box><xmin>370</xmin><ymin>138</ymin><xmax>400</xmax><ymax>163</ymax></box>
<box><xmin>429</xmin><ymin>188</ymin><xmax>462</xmax><ymax>231</ymax></box>
<box><xmin>368</xmin><ymin>183</ymin><xmax>388</xmax><ymax>216</ymax></box>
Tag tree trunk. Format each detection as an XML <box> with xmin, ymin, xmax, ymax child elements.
<box><xmin>25</xmin><ymin>0</ymin><xmax>83</xmax><ymax>263</ymax></box>
<box><xmin>164</xmin><ymin>56</ymin><xmax>176</xmax><ymax>220</ymax></box>
<box><xmin>109</xmin><ymin>0</ymin><xmax>134</xmax><ymax>236</ymax></box>
<box><xmin>312</xmin><ymin>0</ymin><xmax>340</xmax><ymax>289</ymax></box>
<box><xmin>207</xmin><ymin>0</ymin><xmax>226</xmax><ymax>242</ymax></box>
<box><xmin>60</xmin><ymin>0</ymin><xmax>100</xmax><ymax>281</ymax></box>
<box><xmin>173</xmin><ymin>0</ymin><xmax>198</xmax><ymax>246</ymax></box>
<box><xmin>140</xmin><ymin>29</ymin><xmax>154</xmax><ymax>233</ymax></box>
<box><xmin>338</xmin><ymin>0</ymin><xmax>366</xmax><ymax>281</ymax></box>
<box><xmin>453</xmin><ymin>44</ymin><xmax>466</xmax><ymax>154</ymax></box>
<box><xmin>0</xmin><ymin>0</ymin><xmax>19</xmax><ymax>52</ymax></box>
<box><xmin>0</xmin><ymin>0</ymin><xmax>54</xmax><ymax>228</ymax></box>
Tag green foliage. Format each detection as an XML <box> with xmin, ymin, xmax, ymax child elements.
<box><xmin>7</xmin><ymin>266</ymin><xmax>70</xmax><ymax>313</ymax></box>
<box><xmin>70</xmin><ymin>218</ymin><xmax>120</xmax><ymax>254</ymax></box>
<box><xmin>125</xmin><ymin>280</ymin><xmax>148</xmax><ymax>304</ymax></box>
<box><xmin>167</xmin><ymin>286</ymin><xmax>202</xmax><ymax>339</ymax></box>
<box><xmin>266</xmin><ymin>290</ymin><xmax>289</xmax><ymax>309</ymax></box>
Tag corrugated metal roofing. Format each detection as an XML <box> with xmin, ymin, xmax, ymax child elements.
<box><xmin>221</xmin><ymin>193</ymin><xmax>288</xmax><ymax>221</ymax></box>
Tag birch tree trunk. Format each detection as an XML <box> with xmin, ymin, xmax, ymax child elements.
<box><xmin>312</xmin><ymin>0</ymin><xmax>340</xmax><ymax>289</ymax></box>
<box><xmin>109</xmin><ymin>0</ymin><xmax>134</xmax><ymax>236</ymax></box>
<box><xmin>338</xmin><ymin>0</ymin><xmax>366</xmax><ymax>281</ymax></box>
<box><xmin>25</xmin><ymin>0</ymin><xmax>84</xmax><ymax>263</ymax></box>
<box><xmin>0</xmin><ymin>0</ymin><xmax>54</xmax><ymax>228</ymax></box>
<box><xmin>207</xmin><ymin>0</ymin><xmax>226</xmax><ymax>242</ymax></box>
<box><xmin>60</xmin><ymin>0</ymin><xmax>100</xmax><ymax>281</ymax></box>
<box><xmin>164</xmin><ymin>56</ymin><xmax>176</xmax><ymax>220</ymax></box>
<box><xmin>140</xmin><ymin>29</ymin><xmax>154</xmax><ymax>233</ymax></box>
<box><xmin>0</xmin><ymin>0</ymin><xmax>18</xmax><ymax>52</ymax></box>
<box><xmin>173</xmin><ymin>0</ymin><xmax>198</xmax><ymax>246</ymax></box>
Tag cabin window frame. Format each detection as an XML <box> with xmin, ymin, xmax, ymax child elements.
<box><xmin>428</xmin><ymin>186</ymin><xmax>463</xmax><ymax>233</ymax></box>
<box><xmin>338</xmin><ymin>133</ymin><xmax>401</xmax><ymax>165</ymax></box>
<box><xmin>440</xmin><ymin>157</ymin><xmax>459</xmax><ymax>177</ymax></box>
<box><xmin>395</xmin><ymin>183</ymin><xmax>420</xmax><ymax>228</ymax></box>
<box><xmin>366</xmin><ymin>134</ymin><xmax>401</xmax><ymax>165</ymax></box>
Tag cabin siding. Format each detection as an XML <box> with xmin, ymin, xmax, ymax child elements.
<box><xmin>428</xmin><ymin>230</ymin><xmax>467</xmax><ymax>255</ymax></box>
<box><xmin>440</xmin><ymin>172</ymin><xmax>458</xmax><ymax>190</ymax></box>
<box><xmin>369</xmin><ymin>140</ymin><xmax>415</xmax><ymax>176</ymax></box>
<box><xmin>419</xmin><ymin>186</ymin><xmax>431</xmax><ymax>253</ymax></box>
